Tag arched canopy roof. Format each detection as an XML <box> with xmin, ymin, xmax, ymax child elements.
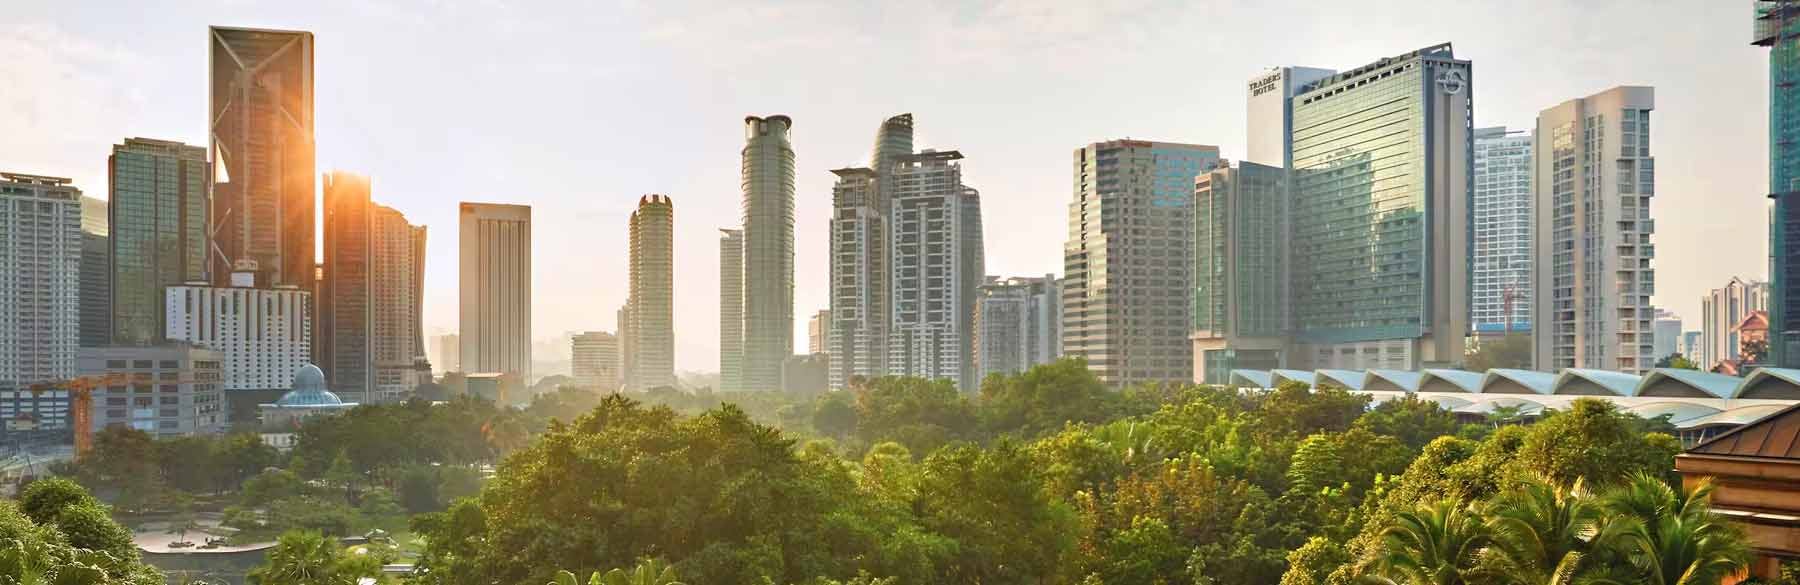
<box><xmin>1637</xmin><ymin>369</ymin><xmax>1742</xmax><ymax>400</ymax></box>
<box><xmin>1677</xmin><ymin>404</ymin><xmax>1792</xmax><ymax>430</ymax></box>
<box><xmin>1481</xmin><ymin>369</ymin><xmax>1556</xmax><ymax>395</ymax></box>
<box><xmin>1452</xmin><ymin>397</ymin><xmax>1547</xmax><ymax>417</ymax></box>
<box><xmin>1414</xmin><ymin>394</ymin><xmax>1475</xmax><ymax>410</ymax></box>
<box><xmin>1735</xmin><ymin>368</ymin><xmax>1800</xmax><ymax>399</ymax></box>
<box><xmin>1627</xmin><ymin>401</ymin><xmax>1725</xmax><ymax>425</ymax></box>
<box><xmin>1229</xmin><ymin>370</ymin><xmax>1273</xmax><ymax>388</ymax></box>
<box><xmin>1314</xmin><ymin>369</ymin><xmax>1366</xmax><ymax>391</ymax></box>
<box><xmin>1365</xmin><ymin>369</ymin><xmax>1423</xmax><ymax>393</ymax></box>
<box><xmin>1270</xmin><ymin>369</ymin><xmax>1316</xmax><ymax>387</ymax></box>
<box><xmin>1418</xmin><ymin>369</ymin><xmax>1482</xmax><ymax>393</ymax></box>
<box><xmin>1553</xmin><ymin>369</ymin><xmax>1643</xmax><ymax>397</ymax></box>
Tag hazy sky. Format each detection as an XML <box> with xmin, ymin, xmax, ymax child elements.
<box><xmin>1</xmin><ymin>0</ymin><xmax>1771</xmax><ymax>371</ymax></box>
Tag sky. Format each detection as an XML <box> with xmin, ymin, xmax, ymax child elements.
<box><xmin>0</xmin><ymin>0</ymin><xmax>1772</xmax><ymax>372</ymax></box>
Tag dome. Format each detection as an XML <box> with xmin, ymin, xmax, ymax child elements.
<box><xmin>274</xmin><ymin>364</ymin><xmax>345</xmax><ymax>407</ymax></box>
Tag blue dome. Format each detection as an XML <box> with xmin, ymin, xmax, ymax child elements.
<box><xmin>274</xmin><ymin>364</ymin><xmax>345</xmax><ymax>406</ymax></box>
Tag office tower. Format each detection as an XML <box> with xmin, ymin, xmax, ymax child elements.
<box><xmin>974</xmin><ymin>275</ymin><xmax>1062</xmax><ymax>380</ymax></box>
<box><xmin>0</xmin><ymin>174</ymin><xmax>83</xmax><ymax>439</ymax></box>
<box><xmin>1680</xmin><ymin>330</ymin><xmax>1703</xmax><ymax>361</ymax></box>
<box><xmin>108</xmin><ymin>138</ymin><xmax>210</xmax><ymax>345</ymax></box>
<box><xmin>1531</xmin><ymin>86</ymin><xmax>1657</xmax><ymax>374</ymax></box>
<box><xmin>1470</xmin><ymin>127</ymin><xmax>1534</xmax><ymax>337</ymax></box>
<box><xmin>828</xmin><ymin>166</ymin><xmax>884</xmax><ymax>390</ymax></box>
<box><xmin>81</xmin><ymin>345</ymin><xmax>225</xmax><ymax>437</ymax></box>
<box><xmin>624</xmin><ymin>196</ymin><xmax>674</xmax><ymax>390</ymax></box>
<box><xmin>616</xmin><ymin>304</ymin><xmax>635</xmax><ymax>388</ymax></box>
<box><xmin>458</xmin><ymin>202</ymin><xmax>532</xmax><ymax>380</ymax></box>
<box><xmin>740</xmin><ymin>115</ymin><xmax>796</xmax><ymax>392</ymax></box>
<box><xmin>435</xmin><ymin>333</ymin><xmax>460</xmax><ymax>374</ymax></box>
<box><xmin>1653</xmin><ymin>309</ymin><xmax>1683</xmax><ymax>361</ymax></box>
<box><xmin>164</xmin><ymin>266</ymin><xmax>312</xmax><ymax>423</ymax></box>
<box><xmin>1757</xmin><ymin>3</ymin><xmax>1800</xmax><ymax>366</ymax></box>
<box><xmin>1065</xmin><ymin>140</ymin><xmax>1220</xmax><ymax>386</ymax></box>
<box><xmin>320</xmin><ymin>172</ymin><xmax>373</xmax><ymax>402</ymax></box>
<box><xmin>807</xmin><ymin>310</ymin><xmax>830</xmax><ymax>356</ymax></box>
<box><xmin>1190</xmin><ymin>161</ymin><xmax>1288</xmax><ymax>384</ymax></box>
<box><xmin>570</xmin><ymin>331</ymin><xmax>620</xmax><ymax>391</ymax></box>
<box><xmin>719</xmin><ymin>228</ymin><xmax>745</xmax><ymax>391</ymax></box>
<box><xmin>887</xmin><ymin>150</ymin><xmax>985</xmax><ymax>391</ymax></box>
<box><xmin>1701</xmin><ymin>277</ymin><xmax>1771</xmax><ymax>368</ymax></box>
<box><xmin>79</xmin><ymin>197</ymin><xmax>109</xmax><ymax>348</ymax></box>
<box><xmin>1245</xmin><ymin>66</ymin><xmax>1336</xmax><ymax>168</ymax></box>
<box><xmin>1289</xmin><ymin>43</ymin><xmax>1471</xmax><ymax>370</ymax></box>
<box><xmin>209</xmin><ymin>26</ymin><xmax>315</xmax><ymax>287</ymax></box>
<box><xmin>370</xmin><ymin>204</ymin><xmax>427</xmax><ymax>401</ymax></box>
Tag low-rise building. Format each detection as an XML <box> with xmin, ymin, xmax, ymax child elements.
<box><xmin>81</xmin><ymin>345</ymin><xmax>226</xmax><ymax>438</ymax></box>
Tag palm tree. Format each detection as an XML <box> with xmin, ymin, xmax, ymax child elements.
<box><xmin>248</xmin><ymin>531</ymin><xmax>342</xmax><ymax>585</ymax></box>
<box><xmin>1597</xmin><ymin>473</ymin><xmax>1750</xmax><ymax>585</ymax></box>
<box><xmin>1362</xmin><ymin>499</ymin><xmax>1492</xmax><ymax>585</ymax></box>
<box><xmin>1483</xmin><ymin>477</ymin><xmax>1619</xmax><ymax>585</ymax></box>
<box><xmin>551</xmin><ymin>558</ymin><xmax>685</xmax><ymax>585</ymax></box>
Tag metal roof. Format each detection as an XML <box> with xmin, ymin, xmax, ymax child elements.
<box><xmin>1229</xmin><ymin>370</ymin><xmax>1273</xmax><ymax>388</ymax></box>
<box><xmin>1627</xmin><ymin>401</ymin><xmax>1725</xmax><ymax>425</ymax></box>
<box><xmin>1678</xmin><ymin>404</ymin><xmax>1794</xmax><ymax>430</ymax></box>
<box><xmin>1482</xmin><ymin>369</ymin><xmax>1556</xmax><ymax>395</ymax></box>
<box><xmin>1366</xmin><ymin>369</ymin><xmax>1424</xmax><ymax>392</ymax></box>
<box><xmin>1419</xmin><ymin>369</ymin><xmax>1483</xmax><ymax>392</ymax></box>
<box><xmin>1638</xmin><ymin>368</ymin><xmax>1743</xmax><ymax>400</ymax></box>
<box><xmin>1270</xmin><ymin>369</ymin><xmax>1317</xmax><ymax>386</ymax></box>
<box><xmin>1314</xmin><ymin>369</ymin><xmax>1366</xmax><ymax>390</ymax></box>
<box><xmin>1553</xmin><ymin>369</ymin><xmax>1644</xmax><ymax>397</ymax></box>
<box><xmin>1736</xmin><ymin>368</ymin><xmax>1800</xmax><ymax>399</ymax></box>
<box><xmin>1452</xmin><ymin>397</ymin><xmax>1547</xmax><ymax>416</ymax></box>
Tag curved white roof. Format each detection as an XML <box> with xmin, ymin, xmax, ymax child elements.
<box><xmin>1419</xmin><ymin>369</ymin><xmax>1483</xmax><ymax>393</ymax></box>
<box><xmin>1414</xmin><ymin>393</ymin><xmax>1475</xmax><ymax>409</ymax></box>
<box><xmin>1481</xmin><ymin>369</ymin><xmax>1556</xmax><ymax>395</ymax></box>
<box><xmin>1553</xmin><ymin>369</ymin><xmax>1643</xmax><ymax>397</ymax></box>
<box><xmin>1626</xmin><ymin>401</ymin><xmax>1724</xmax><ymax>425</ymax></box>
<box><xmin>1637</xmin><ymin>369</ymin><xmax>1742</xmax><ymax>400</ymax></box>
<box><xmin>1229</xmin><ymin>369</ymin><xmax>1273</xmax><ymax>388</ymax></box>
<box><xmin>1366</xmin><ymin>369</ymin><xmax>1423</xmax><ymax>392</ymax></box>
<box><xmin>1270</xmin><ymin>369</ymin><xmax>1317</xmax><ymax>386</ymax></box>
<box><xmin>1677</xmin><ymin>404</ymin><xmax>1792</xmax><ymax>430</ymax></box>
<box><xmin>1735</xmin><ymin>368</ymin><xmax>1800</xmax><ymax>399</ymax></box>
<box><xmin>1314</xmin><ymin>369</ymin><xmax>1366</xmax><ymax>391</ymax></box>
<box><xmin>1452</xmin><ymin>397</ymin><xmax>1547</xmax><ymax>416</ymax></box>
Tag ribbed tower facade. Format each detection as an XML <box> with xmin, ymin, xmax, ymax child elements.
<box><xmin>370</xmin><ymin>204</ymin><xmax>427</xmax><ymax>401</ymax></box>
<box><xmin>739</xmin><ymin>116</ymin><xmax>795</xmax><ymax>391</ymax></box>
<box><xmin>625</xmin><ymin>195</ymin><xmax>675</xmax><ymax>390</ymax></box>
<box><xmin>458</xmin><ymin>202</ymin><xmax>531</xmax><ymax>381</ymax></box>
<box><xmin>208</xmin><ymin>26</ymin><xmax>315</xmax><ymax>287</ymax></box>
<box><xmin>887</xmin><ymin>150</ymin><xmax>985</xmax><ymax>391</ymax></box>
<box><xmin>719</xmin><ymin>228</ymin><xmax>745</xmax><ymax>391</ymax></box>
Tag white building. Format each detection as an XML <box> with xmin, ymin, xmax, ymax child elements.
<box><xmin>0</xmin><ymin>173</ymin><xmax>83</xmax><ymax>437</ymax></box>
<box><xmin>974</xmin><ymin>275</ymin><xmax>1061</xmax><ymax>380</ymax></box>
<box><xmin>570</xmin><ymin>331</ymin><xmax>620</xmax><ymax>391</ymax></box>
<box><xmin>164</xmin><ymin>268</ymin><xmax>313</xmax><ymax>404</ymax></box>
<box><xmin>887</xmin><ymin>150</ymin><xmax>984</xmax><ymax>391</ymax></box>
<box><xmin>1245</xmin><ymin>65</ymin><xmax>1335</xmax><ymax>169</ymax></box>
<box><xmin>81</xmin><ymin>345</ymin><xmax>225</xmax><ymax>437</ymax></box>
<box><xmin>1471</xmin><ymin>127</ymin><xmax>1534</xmax><ymax>336</ymax></box>
<box><xmin>828</xmin><ymin>167</ymin><xmax>886</xmax><ymax>390</ymax></box>
<box><xmin>1702</xmin><ymin>277</ymin><xmax>1771</xmax><ymax>368</ymax></box>
<box><xmin>1532</xmin><ymin>86</ymin><xmax>1657</xmax><ymax>374</ymax></box>
<box><xmin>459</xmin><ymin>202</ymin><xmax>532</xmax><ymax>381</ymax></box>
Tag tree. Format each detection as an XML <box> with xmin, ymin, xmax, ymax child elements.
<box><xmin>552</xmin><ymin>558</ymin><xmax>686</xmax><ymax>585</ymax></box>
<box><xmin>1654</xmin><ymin>354</ymin><xmax>1698</xmax><ymax>370</ymax></box>
<box><xmin>1362</xmin><ymin>499</ymin><xmax>1491</xmax><ymax>585</ymax></box>
<box><xmin>1464</xmin><ymin>334</ymin><xmax>1532</xmax><ymax>371</ymax></box>
<box><xmin>18</xmin><ymin>476</ymin><xmax>97</xmax><ymax>525</ymax></box>
<box><xmin>810</xmin><ymin>394</ymin><xmax>858</xmax><ymax>440</ymax></box>
<box><xmin>0</xmin><ymin>485</ymin><xmax>162</xmax><ymax>585</ymax></box>
<box><xmin>1353</xmin><ymin>396</ymin><xmax>1464</xmax><ymax>451</ymax></box>
<box><xmin>914</xmin><ymin>441</ymin><xmax>1076</xmax><ymax>585</ymax></box>
<box><xmin>1743</xmin><ymin>338</ymin><xmax>1770</xmax><ymax>365</ymax></box>
<box><xmin>248</xmin><ymin>530</ymin><xmax>388</xmax><ymax>585</ymax></box>
<box><xmin>1599</xmin><ymin>473</ymin><xmax>1750</xmax><ymax>585</ymax></box>
<box><xmin>977</xmin><ymin>358</ymin><xmax>1120</xmax><ymax>439</ymax></box>
<box><xmin>1483</xmin><ymin>478</ymin><xmax>1608</xmax><ymax>585</ymax></box>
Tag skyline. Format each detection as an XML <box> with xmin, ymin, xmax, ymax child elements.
<box><xmin>1</xmin><ymin>1</ymin><xmax>1771</xmax><ymax>371</ymax></box>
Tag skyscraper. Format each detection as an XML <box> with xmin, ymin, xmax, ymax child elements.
<box><xmin>740</xmin><ymin>115</ymin><xmax>795</xmax><ymax>391</ymax></box>
<box><xmin>320</xmin><ymin>172</ymin><xmax>373</xmax><ymax>402</ymax></box>
<box><xmin>78</xmin><ymin>196</ymin><xmax>109</xmax><ymax>349</ymax></box>
<box><xmin>435</xmin><ymin>333</ymin><xmax>460</xmax><ymax>374</ymax></box>
<box><xmin>1289</xmin><ymin>43</ymin><xmax>1471</xmax><ymax>370</ymax></box>
<box><xmin>828</xmin><ymin>166</ymin><xmax>884</xmax><ymax>390</ymax></box>
<box><xmin>719</xmin><ymin>228</ymin><xmax>744</xmax><ymax>391</ymax></box>
<box><xmin>370</xmin><ymin>204</ymin><xmax>427</xmax><ymax>401</ymax></box>
<box><xmin>1653</xmin><ymin>309</ymin><xmax>1683</xmax><ymax>361</ymax></box>
<box><xmin>887</xmin><ymin>150</ymin><xmax>985</xmax><ymax>391</ymax></box>
<box><xmin>1190</xmin><ymin>161</ymin><xmax>1287</xmax><ymax>384</ymax></box>
<box><xmin>1471</xmin><ymin>127</ymin><xmax>1534</xmax><ymax>337</ymax></box>
<box><xmin>624</xmin><ymin>195</ymin><xmax>674</xmax><ymax>390</ymax></box>
<box><xmin>108</xmin><ymin>138</ymin><xmax>210</xmax><ymax>345</ymax></box>
<box><xmin>1245</xmin><ymin>66</ymin><xmax>1336</xmax><ymax>168</ymax></box>
<box><xmin>208</xmin><ymin>26</ymin><xmax>315</xmax><ymax>287</ymax></box>
<box><xmin>458</xmin><ymin>202</ymin><xmax>532</xmax><ymax>380</ymax></box>
<box><xmin>1701</xmin><ymin>277</ymin><xmax>1770</xmax><ymax>368</ymax></box>
<box><xmin>1064</xmin><ymin>140</ymin><xmax>1219</xmax><ymax>386</ymax></box>
<box><xmin>807</xmin><ymin>309</ymin><xmax>830</xmax><ymax>356</ymax></box>
<box><xmin>974</xmin><ymin>275</ymin><xmax>1062</xmax><ymax>380</ymax></box>
<box><xmin>1756</xmin><ymin>2</ymin><xmax>1800</xmax><ymax>366</ymax></box>
<box><xmin>1531</xmin><ymin>86</ymin><xmax>1657</xmax><ymax>374</ymax></box>
<box><xmin>570</xmin><ymin>331</ymin><xmax>620</xmax><ymax>391</ymax></box>
<box><xmin>0</xmin><ymin>173</ymin><xmax>82</xmax><ymax>437</ymax></box>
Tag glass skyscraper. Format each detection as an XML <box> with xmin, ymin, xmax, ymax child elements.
<box><xmin>108</xmin><ymin>138</ymin><xmax>209</xmax><ymax>346</ymax></box>
<box><xmin>737</xmin><ymin>115</ymin><xmax>795</xmax><ymax>391</ymax></box>
<box><xmin>1190</xmin><ymin>161</ymin><xmax>1286</xmax><ymax>384</ymax></box>
<box><xmin>1756</xmin><ymin>2</ymin><xmax>1800</xmax><ymax>366</ymax></box>
<box><xmin>1470</xmin><ymin>127</ymin><xmax>1533</xmax><ymax>336</ymax></box>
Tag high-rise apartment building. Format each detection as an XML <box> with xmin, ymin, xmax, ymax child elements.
<box><xmin>1190</xmin><ymin>161</ymin><xmax>1288</xmax><ymax>384</ymax></box>
<box><xmin>1701</xmin><ymin>277</ymin><xmax>1770</xmax><ymax>368</ymax></box>
<box><xmin>79</xmin><ymin>196</ymin><xmax>109</xmax><ymax>349</ymax></box>
<box><xmin>888</xmin><ymin>150</ymin><xmax>985</xmax><ymax>391</ymax></box>
<box><xmin>164</xmin><ymin>268</ymin><xmax>312</xmax><ymax>423</ymax></box>
<box><xmin>370</xmin><ymin>204</ymin><xmax>427</xmax><ymax>401</ymax></box>
<box><xmin>1653</xmin><ymin>309</ymin><xmax>1683</xmax><ymax>361</ymax></box>
<box><xmin>1755</xmin><ymin>3</ymin><xmax>1800</xmax><ymax>366</ymax></box>
<box><xmin>1246</xmin><ymin>66</ymin><xmax>1336</xmax><ymax>168</ymax></box>
<box><xmin>828</xmin><ymin>166</ymin><xmax>885</xmax><ymax>390</ymax></box>
<box><xmin>1471</xmin><ymin>127</ymin><xmax>1534</xmax><ymax>337</ymax></box>
<box><xmin>109</xmin><ymin>138</ymin><xmax>210</xmax><ymax>345</ymax></box>
<box><xmin>1531</xmin><ymin>86</ymin><xmax>1657</xmax><ymax>374</ymax></box>
<box><xmin>624</xmin><ymin>196</ymin><xmax>674</xmax><ymax>390</ymax></box>
<box><xmin>1680</xmin><ymin>330</ymin><xmax>1703</xmax><ymax>362</ymax></box>
<box><xmin>1289</xmin><ymin>43</ymin><xmax>1471</xmax><ymax>370</ymax></box>
<box><xmin>0</xmin><ymin>173</ymin><xmax>83</xmax><ymax>439</ymax></box>
<box><xmin>974</xmin><ymin>275</ymin><xmax>1061</xmax><ymax>380</ymax></box>
<box><xmin>570</xmin><ymin>331</ymin><xmax>620</xmax><ymax>391</ymax></box>
<box><xmin>209</xmin><ymin>26</ymin><xmax>315</xmax><ymax>287</ymax></box>
<box><xmin>320</xmin><ymin>172</ymin><xmax>373</xmax><ymax>402</ymax></box>
<box><xmin>719</xmin><ymin>228</ymin><xmax>744</xmax><ymax>391</ymax></box>
<box><xmin>434</xmin><ymin>333</ymin><xmax>459</xmax><ymax>374</ymax></box>
<box><xmin>458</xmin><ymin>202</ymin><xmax>531</xmax><ymax>380</ymax></box>
<box><xmin>739</xmin><ymin>115</ymin><xmax>796</xmax><ymax>391</ymax></box>
<box><xmin>807</xmin><ymin>310</ymin><xmax>830</xmax><ymax>356</ymax></box>
<box><xmin>1065</xmin><ymin>140</ymin><xmax>1220</xmax><ymax>386</ymax></box>
<box><xmin>81</xmin><ymin>345</ymin><xmax>225</xmax><ymax>437</ymax></box>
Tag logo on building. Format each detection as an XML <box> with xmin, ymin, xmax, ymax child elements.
<box><xmin>1436</xmin><ymin>69</ymin><xmax>1466</xmax><ymax>95</ymax></box>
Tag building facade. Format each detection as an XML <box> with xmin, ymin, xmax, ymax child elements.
<box><xmin>435</xmin><ymin>333</ymin><xmax>459</xmax><ymax>374</ymax></box>
<box><xmin>739</xmin><ymin>115</ymin><xmax>796</xmax><ymax>392</ymax></box>
<box><xmin>1653</xmin><ymin>309</ymin><xmax>1683</xmax><ymax>361</ymax></box>
<box><xmin>719</xmin><ymin>228</ymin><xmax>744</xmax><ymax>391</ymax></box>
<box><xmin>1471</xmin><ymin>127</ymin><xmax>1534</xmax><ymax>337</ymax></box>
<box><xmin>570</xmin><ymin>331</ymin><xmax>620</xmax><ymax>391</ymax></box>
<box><xmin>163</xmin><ymin>268</ymin><xmax>311</xmax><ymax>423</ymax></box>
<box><xmin>370</xmin><ymin>204</ymin><xmax>427</xmax><ymax>401</ymax></box>
<box><xmin>974</xmin><ymin>275</ymin><xmax>1062</xmax><ymax>380</ymax></box>
<box><xmin>1289</xmin><ymin>43</ymin><xmax>1472</xmax><ymax>370</ymax></box>
<box><xmin>624</xmin><ymin>196</ymin><xmax>674</xmax><ymax>390</ymax></box>
<box><xmin>1531</xmin><ymin>86</ymin><xmax>1657</xmax><ymax>374</ymax></box>
<box><xmin>458</xmin><ymin>202</ymin><xmax>532</xmax><ymax>380</ymax></box>
<box><xmin>81</xmin><ymin>345</ymin><xmax>225</xmax><ymax>437</ymax></box>
<box><xmin>827</xmin><ymin>167</ymin><xmax>885</xmax><ymax>390</ymax></box>
<box><xmin>79</xmin><ymin>197</ymin><xmax>109</xmax><ymax>349</ymax></box>
<box><xmin>209</xmin><ymin>26</ymin><xmax>315</xmax><ymax>288</ymax></box>
<box><xmin>888</xmin><ymin>150</ymin><xmax>984</xmax><ymax>391</ymax></box>
<box><xmin>320</xmin><ymin>172</ymin><xmax>373</xmax><ymax>402</ymax></box>
<box><xmin>807</xmin><ymin>310</ymin><xmax>830</xmax><ymax>356</ymax></box>
<box><xmin>0</xmin><ymin>173</ymin><xmax>83</xmax><ymax>440</ymax></box>
<box><xmin>109</xmin><ymin>138</ymin><xmax>210</xmax><ymax>346</ymax></box>
<box><xmin>1245</xmin><ymin>66</ymin><xmax>1336</xmax><ymax>169</ymax></box>
<box><xmin>1064</xmin><ymin>140</ymin><xmax>1220</xmax><ymax>386</ymax></box>
<box><xmin>1190</xmin><ymin>161</ymin><xmax>1288</xmax><ymax>384</ymax></box>
<box><xmin>1756</xmin><ymin>2</ymin><xmax>1800</xmax><ymax>366</ymax></box>
<box><xmin>1702</xmin><ymin>277</ymin><xmax>1771</xmax><ymax>368</ymax></box>
<box><xmin>1679</xmin><ymin>330</ymin><xmax>1702</xmax><ymax>361</ymax></box>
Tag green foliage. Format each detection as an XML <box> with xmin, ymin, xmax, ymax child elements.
<box><xmin>1464</xmin><ymin>333</ymin><xmax>1533</xmax><ymax>371</ymax></box>
<box><xmin>1352</xmin><ymin>396</ymin><xmax>1466</xmax><ymax>451</ymax></box>
<box><xmin>247</xmin><ymin>530</ymin><xmax>389</xmax><ymax>585</ymax></box>
<box><xmin>551</xmin><ymin>558</ymin><xmax>686</xmax><ymax>585</ymax></box>
<box><xmin>852</xmin><ymin>377</ymin><xmax>978</xmax><ymax>455</ymax></box>
<box><xmin>1655</xmin><ymin>353</ymin><xmax>1698</xmax><ymax>370</ymax></box>
<box><xmin>19</xmin><ymin>476</ymin><xmax>98</xmax><ymax>525</ymax></box>
<box><xmin>977</xmin><ymin>358</ymin><xmax>1121</xmax><ymax>439</ymax></box>
<box><xmin>0</xmin><ymin>484</ymin><xmax>162</xmax><ymax>585</ymax></box>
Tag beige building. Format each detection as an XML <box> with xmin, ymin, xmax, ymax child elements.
<box><xmin>807</xmin><ymin>310</ymin><xmax>830</xmax><ymax>356</ymax></box>
<box><xmin>624</xmin><ymin>196</ymin><xmax>674</xmax><ymax>390</ymax></box>
<box><xmin>571</xmin><ymin>331</ymin><xmax>620</xmax><ymax>391</ymax></box>
<box><xmin>459</xmin><ymin>202</ymin><xmax>532</xmax><ymax>381</ymax></box>
<box><xmin>1701</xmin><ymin>277</ymin><xmax>1771</xmax><ymax>368</ymax></box>
<box><xmin>82</xmin><ymin>345</ymin><xmax>225</xmax><ymax>437</ymax></box>
<box><xmin>371</xmin><ymin>204</ymin><xmax>427</xmax><ymax>401</ymax></box>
